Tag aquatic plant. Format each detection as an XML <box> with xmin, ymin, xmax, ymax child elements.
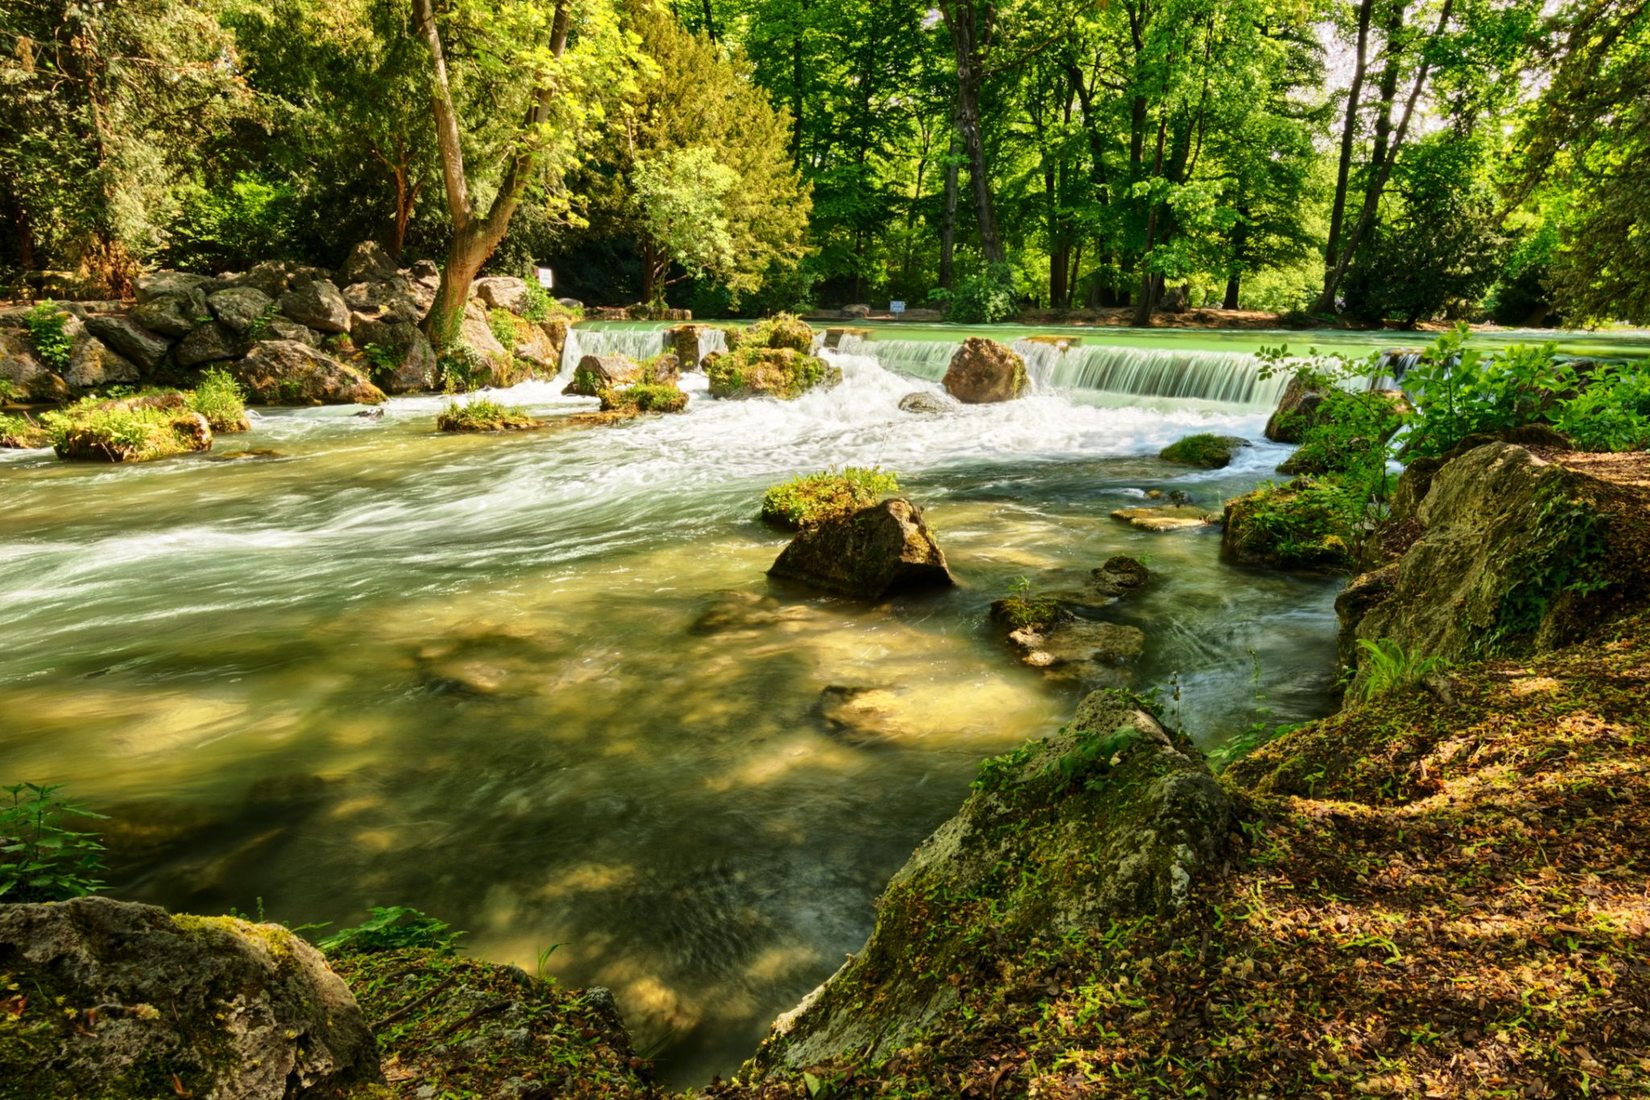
<box><xmin>760</xmin><ymin>466</ymin><xmax>900</xmax><ymax>528</ymax></box>
<box><xmin>0</xmin><ymin>782</ymin><xmax>107</xmax><ymax>903</ymax></box>
<box><xmin>319</xmin><ymin>906</ymin><xmax>463</xmax><ymax>955</ymax></box>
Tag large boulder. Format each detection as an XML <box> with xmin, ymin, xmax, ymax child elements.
<box><xmin>132</xmin><ymin>287</ymin><xmax>208</xmax><ymax>338</ymax></box>
<box><xmin>0</xmin><ymin>331</ymin><xmax>70</xmax><ymax>401</ymax></box>
<box><xmin>207</xmin><ymin>286</ymin><xmax>276</xmax><ymax>336</ymax></box>
<box><xmin>562</xmin><ymin>353</ymin><xmax>671</xmax><ymax>396</ymax></box>
<box><xmin>768</xmin><ymin>497</ymin><xmax>955</xmax><ymax>599</ymax></box>
<box><xmin>0</xmin><ymin>897</ymin><xmax>379</xmax><ymax>1099</ymax></box>
<box><xmin>65</xmin><ymin>335</ymin><xmax>140</xmax><ymax>390</ymax></box>
<box><xmin>83</xmin><ymin>315</ymin><xmax>171</xmax><ymax>372</ymax></box>
<box><xmin>942</xmin><ymin>337</ymin><xmax>1028</xmax><ymax>403</ymax></box>
<box><xmin>341</xmin><ymin>275</ymin><xmax>421</xmax><ymax>324</ymax></box>
<box><xmin>134</xmin><ymin>270</ymin><xmax>216</xmax><ymax>303</ymax></box>
<box><xmin>278</xmin><ymin>279</ymin><xmax>352</xmax><ymax>334</ymax></box>
<box><xmin>337</xmin><ymin>239</ymin><xmax>400</xmax><ymax>285</ymax></box>
<box><xmin>232</xmin><ymin>340</ymin><xmax>385</xmax><ymax>405</ymax></box>
<box><xmin>1339</xmin><ymin>443</ymin><xmax>1650</xmax><ymax>690</ymax></box>
<box><xmin>472</xmin><ymin>276</ymin><xmax>530</xmax><ymax>313</ymax></box>
<box><xmin>240</xmin><ymin>260</ymin><xmax>329</xmax><ymax>300</ymax></box>
<box><xmin>1263</xmin><ymin>373</ymin><xmax>1331</xmax><ymax>443</ymax></box>
<box><xmin>353</xmin><ymin>317</ymin><xmax>437</xmax><ymax>394</ymax></box>
<box><xmin>457</xmin><ymin>300</ymin><xmax>508</xmax><ymax>362</ymax></box>
<box><xmin>174</xmin><ymin>321</ymin><xmax>244</xmax><ymax>368</ymax></box>
<box><xmin>705</xmin><ymin>347</ymin><xmax>840</xmax><ymax>400</ymax></box>
<box><xmin>754</xmin><ymin>689</ymin><xmax>1237</xmax><ymax>1071</ymax></box>
<box><xmin>1160</xmin><ymin>432</ymin><xmax>1250</xmax><ymax>468</ymax></box>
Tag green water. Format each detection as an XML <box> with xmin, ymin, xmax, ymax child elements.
<box><xmin>0</xmin><ymin>354</ymin><xmax>1343</xmax><ymax>1083</ymax></box>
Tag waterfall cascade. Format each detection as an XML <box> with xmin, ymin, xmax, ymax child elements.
<box><xmin>561</xmin><ymin>328</ymin><xmax>670</xmax><ymax>372</ymax></box>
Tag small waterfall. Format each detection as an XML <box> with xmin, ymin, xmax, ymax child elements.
<box><xmin>1041</xmin><ymin>345</ymin><xmax>1289</xmax><ymax>407</ymax></box>
<box><xmin>697</xmin><ymin>328</ymin><xmax>728</xmax><ymax>362</ymax></box>
<box><xmin>835</xmin><ymin>336</ymin><xmax>958</xmax><ymax>381</ymax></box>
<box><xmin>561</xmin><ymin>327</ymin><xmax>670</xmax><ymax>372</ymax></box>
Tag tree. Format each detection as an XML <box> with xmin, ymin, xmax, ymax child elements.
<box><xmin>633</xmin><ymin>146</ymin><xmax>738</xmax><ymax>301</ymax></box>
<box><xmin>411</xmin><ymin>0</ymin><xmax>631</xmax><ymax>350</ymax></box>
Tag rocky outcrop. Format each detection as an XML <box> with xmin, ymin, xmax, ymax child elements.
<box><xmin>669</xmin><ymin>324</ymin><xmax>706</xmax><ymax>371</ymax></box>
<box><xmin>472</xmin><ymin>275</ymin><xmax>530</xmax><ymax>312</ymax></box>
<box><xmin>706</xmin><ymin>347</ymin><xmax>839</xmax><ymax>400</ymax></box>
<box><xmin>1339</xmin><ymin>443</ymin><xmax>1650</xmax><ymax>688</ymax></box>
<box><xmin>65</xmin><ymin>335</ymin><xmax>139</xmax><ymax>390</ymax></box>
<box><xmin>207</xmin><ymin>286</ymin><xmax>276</xmax><ymax>335</ymax></box>
<box><xmin>337</xmin><ymin>239</ymin><xmax>400</xmax><ymax>285</ymax></box>
<box><xmin>564</xmin><ymin>353</ymin><xmax>652</xmax><ymax>396</ymax></box>
<box><xmin>1111</xmin><ymin>503</ymin><xmax>1221</xmax><ymax>532</ymax></box>
<box><xmin>0</xmin><ymin>332</ymin><xmax>68</xmax><ymax>402</ymax></box>
<box><xmin>941</xmin><ymin>337</ymin><xmax>1028</xmax><ymax>403</ymax></box>
<box><xmin>768</xmin><ymin>497</ymin><xmax>955</xmax><ymax>599</ymax></box>
<box><xmin>278</xmin><ymin>279</ymin><xmax>351</xmax><ymax>334</ymax></box>
<box><xmin>84</xmin><ymin>315</ymin><xmax>169</xmax><ymax>371</ymax></box>
<box><xmin>174</xmin><ymin>322</ymin><xmax>244</xmax><ymax>369</ymax></box>
<box><xmin>1263</xmin><ymin>373</ymin><xmax>1330</xmax><ymax>443</ymax></box>
<box><xmin>0</xmin><ymin>897</ymin><xmax>378</xmax><ymax>1099</ymax></box>
<box><xmin>754</xmin><ymin>689</ymin><xmax>1237</xmax><ymax>1071</ymax></box>
<box><xmin>232</xmin><ymin>340</ymin><xmax>385</xmax><ymax>405</ymax></box>
<box><xmin>353</xmin><ymin>317</ymin><xmax>437</xmax><ymax>394</ymax></box>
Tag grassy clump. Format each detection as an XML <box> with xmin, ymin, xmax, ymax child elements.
<box><xmin>989</xmin><ymin>577</ymin><xmax>1069</xmax><ymax>630</ymax></box>
<box><xmin>1160</xmin><ymin>433</ymin><xmax>1249</xmax><ymax>468</ymax></box>
<box><xmin>598</xmin><ymin>382</ymin><xmax>687</xmax><ymax>414</ymax></box>
<box><xmin>1223</xmin><ymin>477</ymin><xmax>1361</xmax><ymax>571</ymax></box>
<box><xmin>0</xmin><ymin>412</ymin><xmax>49</xmax><ymax>449</ymax></box>
<box><xmin>319</xmin><ymin>906</ymin><xmax>463</xmax><ymax>956</ymax></box>
<box><xmin>42</xmin><ymin>398</ymin><xmax>213</xmax><ymax>462</ymax></box>
<box><xmin>436</xmin><ymin>397</ymin><xmax>544</xmax><ymax>433</ymax></box>
<box><xmin>733</xmin><ymin>312</ymin><xmax>814</xmax><ymax>353</ymax></box>
<box><xmin>707</xmin><ymin>346</ymin><xmax>840</xmax><ymax>400</ymax></box>
<box><xmin>187</xmin><ymin>368</ymin><xmax>250</xmax><ymax>433</ymax></box>
<box><xmin>760</xmin><ymin>466</ymin><xmax>900</xmax><ymax>529</ymax></box>
<box><xmin>487</xmin><ymin>307</ymin><xmax>525</xmax><ymax>351</ymax></box>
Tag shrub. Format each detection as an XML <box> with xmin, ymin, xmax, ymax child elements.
<box><xmin>24</xmin><ymin>301</ymin><xmax>72</xmax><ymax>372</ymax></box>
<box><xmin>189</xmin><ymin>368</ymin><xmax>249</xmax><ymax>432</ymax></box>
<box><xmin>737</xmin><ymin>313</ymin><xmax>814</xmax><ymax>352</ymax></box>
<box><xmin>946</xmin><ymin>263</ymin><xmax>1018</xmax><ymax>323</ymax></box>
<box><xmin>598</xmin><ymin>382</ymin><xmax>687</xmax><ymax>414</ymax></box>
<box><xmin>1</xmin><ymin>783</ymin><xmax>107</xmax><ymax>903</ymax></box>
<box><xmin>0</xmin><ymin>413</ymin><xmax>49</xmax><ymax>449</ymax></box>
<box><xmin>436</xmin><ymin>397</ymin><xmax>542</xmax><ymax>432</ymax></box>
<box><xmin>488</xmin><ymin>307</ymin><xmax>523</xmax><ymax>351</ymax></box>
<box><xmin>519</xmin><ymin>281</ymin><xmax>553</xmax><ymax>322</ymax></box>
<box><xmin>760</xmin><ymin>466</ymin><xmax>900</xmax><ymax>528</ymax></box>
<box><xmin>319</xmin><ymin>906</ymin><xmax>463</xmax><ymax>955</ymax></box>
<box><xmin>1224</xmin><ymin>478</ymin><xmax>1365</xmax><ymax>572</ymax></box>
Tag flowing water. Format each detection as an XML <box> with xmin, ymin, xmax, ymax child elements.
<box><xmin>3</xmin><ymin>330</ymin><xmax>1399</xmax><ymax>1082</ymax></box>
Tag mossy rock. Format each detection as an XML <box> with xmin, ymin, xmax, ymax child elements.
<box><xmin>597</xmin><ymin>381</ymin><xmax>688</xmax><ymax>414</ymax></box>
<box><xmin>436</xmin><ymin>398</ymin><xmax>545</xmax><ymax>433</ymax></box>
<box><xmin>751</xmin><ymin>689</ymin><xmax>1236</xmax><ymax>1072</ymax></box>
<box><xmin>45</xmin><ymin>396</ymin><xmax>215</xmax><ymax>463</ymax></box>
<box><xmin>1160</xmin><ymin>433</ymin><xmax>1250</xmax><ymax>468</ymax></box>
<box><xmin>768</xmin><ymin>497</ymin><xmax>954</xmax><ymax>599</ymax></box>
<box><xmin>707</xmin><ymin>346</ymin><xmax>840</xmax><ymax>400</ymax></box>
<box><xmin>1221</xmin><ymin>478</ymin><xmax>1356</xmax><ymax>571</ymax></box>
<box><xmin>736</xmin><ymin>313</ymin><xmax>815</xmax><ymax>353</ymax></box>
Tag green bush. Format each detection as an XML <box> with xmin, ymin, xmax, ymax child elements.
<box><xmin>946</xmin><ymin>263</ymin><xmax>1019</xmax><ymax>323</ymax></box>
<box><xmin>24</xmin><ymin>301</ymin><xmax>72</xmax><ymax>372</ymax></box>
<box><xmin>1225</xmin><ymin>478</ymin><xmax>1365</xmax><ymax>571</ymax></box>
<box><xmin>436</xmin><ymin>397</ymin><xmax>541</xmax><ymax>432</ymax></box>
<box><xmin>164</xmin><ymin>174</ymin><xmax>298</xmax><ymax>273</ymax></box>
<box><xmin>1</xmin><ymin>783</ymin><xmax>107</xmax><ymax>903</ymax></box>
<box><xmin>487</xmin><ymin>307</ymin><xmax>522</xmax><ymax>350</ymax></box>
<box><xmin>760</xmin><ymin>466</ymin><xmax>900</xmax><ymax>528</ymax></box>
<box><xmin>319</xmin><ymin>906</ymin><xmax>463</xmax><ymax>955</ymax></box>
<box><xmin>188</xmin><ymin>368</ymin><xmax>248</xmax><ymax>432</ymax></box>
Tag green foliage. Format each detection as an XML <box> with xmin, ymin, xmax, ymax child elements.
<box><xmin>436</xmin><ymin>398</ymin><xmax>541</xmax><ymax>432</ymax></box>
<box><xmin>1353</xmin><ymin>639</ymin><xmax>1452</xmax><ymax>702</ymax></box>
<box><xmin>946</xmin><ymin>263</ymin><xmax>1018</xmax><ymax>324</ymax></box>
<box><xmin>23</xmin><ymin>302</ymin><xmax>72</xmax><ymax>372</ymax></box>
<box><xmin>737</xmin><ymin>313</ymin><xmax>815</xmax><ymax>353</ymax></box>
<box><xmin>519</xmin><ymin>281</ymin><xmax>553</xmax><ymax>322</ymax></box>
<box><xmin>187</xmin><ymin>368</ymin><xmax>247</xmax><ymax>431</ymax></box>
<box><xmin>1479</xmin><ymin>484</ymin><xmax>1610</xmax><ymax>654</ymax></box>
<box><xmin>992</xmin><ymin>576</ymin><xmax>1066</xmax><ymax>630</ymax></box>
<box><xmin>1160</xmin><ymin>433</ymin><xmax>1245</xmax><ymax>469</ymax></box>
<box><xmin>1227</xmin><ymin>479</ymin><xmax>1364</xmax><ymax>572</ymax></box>
<box><xmin>487</xmin><ymin>308</ymin><xmax>522</xmax><ymax>351</ymax></box>
<box><xmin>760</xmin><ymin>466</ymin><xmax>900</xmax><ymax>528</ymax></box>
<box><xmin>318</xmin><ymin>906</ymin><xmax>463</xmax><ymax>956</ymax></box>
<box><xmin>165</xmin><ymin>174</ymin><xmax>297</xmax><ymax>273</ymax></box>
<box><xmin>0</xmin><ymin>783</ymin><xmax>107</xmax><ymax>903</ymax></box>
<box><xmin>361</xmin><ymin>342</ymin><xmax>399</xmax><ymax>382</ymax></box>
<box><xmin>0</xmin><ymin>413</ymin><xmax>49</xmax><ymax>448</ymax></box>
<box><xmin>41</xmin><ymin>399</ymin><xmax>211</xmax><ymax>462</ymax></box>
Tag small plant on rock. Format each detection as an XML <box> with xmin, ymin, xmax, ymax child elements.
<box><xmin>1353</xmin><ymin>638</ymin><xmax>1451</xmax><ymax>702</ymax></box>
<box><xmin>760</xmin><ymin>466</ymin><xmax>900</xmax><ymax>528</ymax></box>
<box><xmin>437</xmin><ymin>397</ymin><xmax>542</xmax><ymax>432</ymax></box>
<box><xmin>598</xmin><ymin>382</ymin><xmax>687</xmax><ymax>414</ymax></box>
<box><xmin>23</xmin><ymin>301</ymin><xmax>72</xmax><ymax>372</ymax></box>
<box><xmin>488</xmin><ymin>307</ymin><xmax>523</xmax><ymax>350</ymax></box>
<box><xmin>991</xmin><ymin>576</ymin><xmax>1069</xmax><ymax>630</ymax></box>
<box><xmin>188</xmin><ymin>368</ymin><xmax>249</xmax><ymax>432</ymax></box>
<box><xmin>1</xmin><ymin>783</ymin><xmax>107</xmax><ymax>903</ymax></box>
<box><xmin>319</xmin><ymin>906</ymin><xmax>463</xmax><ymax>955</ymax></box>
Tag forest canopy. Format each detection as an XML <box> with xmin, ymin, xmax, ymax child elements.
<box><xmin>0</xmin><ymin>0</ymin><xmax>1645</xmax><ymax>326</ymax></box>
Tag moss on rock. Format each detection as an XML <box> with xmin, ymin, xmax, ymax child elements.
<box><xmin>1222</xmin><ymin>478</ymin><xmax>1358</xmax><ymax>571</ymax></box>
<box><xmin>436</xmin><ymin>398</ymin><xmax>545</xmax><ymax>433</ymax></box>
<box><xmin>1160</xmin><ymin>432</ymin><xmax>1250</xmax><ymax>468</ymax></box>
<box><xmin>759</xmin><ymin>467</ymin><xmax>900</xmax><ymax>529</ymax></box>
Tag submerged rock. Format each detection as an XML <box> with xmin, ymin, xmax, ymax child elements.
<box><xmin>941</xmin><ymin>337</ymin><xmax>1028</xmax><ymax>403</ymax></box>
<box><xmin>813</xmin><ymin>684</ymin><xmax>906</xmax><ymax>746</ymax></box>
<box><xmin>755</xmin><ymin>689</ymin><xmax>1237</xmax><ymax>1070</ymax></box>
<box><xmin>1111</xmin><ymin>503</ymin><xmax>1221</xmax><ymax>532</ymax></box>
<box><xmin>1008</xmin><ymin>618</ymin><xmax>1146</xmax><ymax>676</ymax></box>
<box><xmin>689</xmin><ymin>590</ymin><xmax>813</xmax><ymax>635</ymax></box>
<box><xmin>0</xmin><ymin>897</ymin><xmax>379</xmax><ymax>1099</ymax></box>
<box><xmin>896</xmin><ymin>391</ymin><xmax>953</xmax><ymax>415</ymax></box>
<box><xmin>1160</xmin><ymin>432</ymin><xmax>1250</xmax><ymax>468</ymax></box>
<box><xmin>1089</xmin><ymin>554</ymin><xmax>1151</xmax><ymax>597</ymax></box>
<box><xmin>768</xmin><ymin>497</ymin><xmax>955</xmax><ymax>600</ymax></box>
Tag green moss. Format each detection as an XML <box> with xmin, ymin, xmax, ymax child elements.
<box><xmin>170</xmin><ymin>913</ymin><xmax>298</xmax><ymax>963</ymax></box>
<box><xmin>759</xmin><ymin>466</ymin><xmax>899</xmax><ymax>528</ymax></box>
<box><xmin>736</xmin><ymin>313</ymin><xmax>814</xmax><ymax>352</ymax></box>
<box><xmin>707</xmin><ymin>346</ymin><xmax>839</xmax><ymax>400</ymax></box>
<box><xmin>598</xmin><ymin>382</ymin><xmax>687</xmax><ymax>414</ymax></box>
<box><xmin>1223</xmin><ymin>478</ymin><xmax>1360</xmax><ymax>571</ymax></box>
<box><xmin>436</xmin><ymin>398</ymin><xmax>544</xmax><ymax>433</ymax></box>
<box><xmin>1160</xmin><ymin>433</ymin><xmax>1248</xmax><ymax>468</ymax></box>
<box><xmin>988</xmin><ymin>577</ymin><xmax>1068</xmax><ymax>631</ymax></box>
<box><xmin>487</xmin><ymin>307</ymin><xmax>525</xmax><ymax>350</ymax></box>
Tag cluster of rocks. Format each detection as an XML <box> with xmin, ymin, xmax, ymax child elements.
<box><xmin>0</xmin><ymin>242</ymin><xmax>573</xmax><ymax>408</ymax></box>
<box><xmin>989</xmin><ymin>555</ymin><xmax>1152</xmax><ymax>687</ymax></box>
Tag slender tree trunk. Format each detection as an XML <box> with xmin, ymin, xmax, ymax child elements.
<box><xmin>940</xmin><ymin>126</ymin><xmax>960</xmax><ymax>289</ymax></box>
<box><xmin>414</xmin><ymin>0</ymin><xmax>571</xmax><ymax>350</ymax></box>
<box><xmin>940</xmin><ymin>1</ymin><xmax>1005</xmax><ymax>265</ymax></box>
<box><xmin>1132</xmin><ymin>116</ymin><xmax>1169</xmax><ymax>327</ymax></box>
<box><xmin>1223</xmin><ymin>273</ymin><xmax>1241</xmax><ymax>310</ymax></box>
<box><xmin>789</xmin><ymin>0</ymin><xmax>807</xmax><ymax>159</ymax></box>
<box><xmin>1323</xmin><ymin>0</ymin><xmax>1374</xmax><ymax>307</ymax></box>
<box><xmin>701</xmin><ymin>0</ymin><xmax>717</xmax><ymax>41</ymax></box>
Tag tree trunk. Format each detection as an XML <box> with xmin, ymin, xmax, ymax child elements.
<box><xmin>1322</xmin><ymin>0</ymin><xmax>1374</xmax><ymax>308</ymax></box>
<box><xmin>1223</xmin><ymin>273</ymin><xmax>1241</xmax><ymax>310</ymax></box>
<box><xmin>940</xmin><ymin>126</ymin><xmax>960</xmax><ymax>289</ymax></box>
<box><xmin>941</xmin><ymin>1</ymin><xmax>1005</xmax><ymax>265</ymax></box>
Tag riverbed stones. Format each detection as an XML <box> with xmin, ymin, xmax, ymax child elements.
<box><xmin>278</xmin><ymin>278</ymin><xmax>352</xmax><ymax>334</ymax></box>
<box><xmin>232</xmin><ymin>340</ymin><xmax>385</xmax><ymax>405</ymax></box>
<box><xmin>689</xmin><ymin>590</ymin><xmax>813</xmax><ymax>635</ymax></box>
<box><xmin>1111</xmin><ymin>503</ymin><xmax>1221</xmax><ymax>532</ymax></box>
<box><xmin>756</xmin><ymin>688</ymin><xmax>1236</xmax><ymax>1069</ymax></box>
<box><xmin>0</xmin><ymin>896</ymin><xmax>379</xmax><ymax>1099</ymax></box>
<box><xmin>769</xmin><ymin>497</ymin><xmax>955</xmax><ymax>599</ymax></box>
<box><xmin>942</xmin><ymin>337</ymin><xmax>1028</xmax><ymax>403</ymax></box>
<box><xmin>84</xmin><ymin>314</ymin><xmax>170</xmax><ymax>371</ymax></box>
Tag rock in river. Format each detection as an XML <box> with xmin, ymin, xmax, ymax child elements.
<box><xmin>769</xmin><ymin>497</ymin><xmax>955</xmax><ymax>600</ymax></box>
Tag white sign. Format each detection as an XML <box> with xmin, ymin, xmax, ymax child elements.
<box><xmin>535</xmin><ymin>267</ymin><xmax>554</xmax><ymax>289</ymax></box>
<box><xmin>890</xmin><ymin>300</ymin><xmax>906</xmax><ymax>314</ymax></box>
